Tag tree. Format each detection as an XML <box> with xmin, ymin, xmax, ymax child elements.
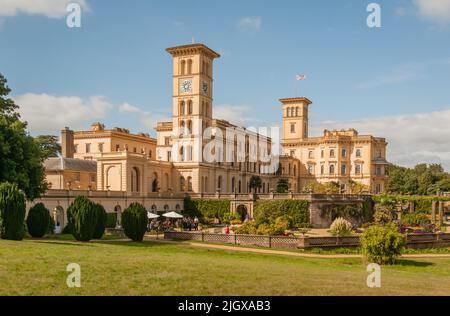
<box><xmin>35</xmin><ymin>135</ymin><xmax>61</xmax><ymax>159</ymax></box>
<box><xmin>0</xmin><ymin>73</ymin><xmax>47</xmax><ymax>200</ymax></box>
<box><xmin>92</xmin><ymin>203</ymin><xmax>107</xmax><ymax>239</ymax></box>
<box><xmin>249</xmin><ymin>176</ymin><xmax>262</xmax><ymax>193</ymax></box>
<box><xmin>26</xmin><ymin>203</ymin><xmax>51</xmax><ymax>238</ymax></box>
<box><xmin>0</xmin><ymin>182</ymin><xmax>26</xmax><ymax>241</ymax></box>
<box><xmin>276</xmin><ymin>179</ymin><xmax>289</xmax><ymax>193</ymax></box>
<box><xmin>347</xmin><ymin>180</ymin><xmax>369</xmax><ymax>194</ymax></box>
<box><xmin>67</xmin><ymin>196</ymin><xmax>98</xmax><ymax>242</ymax></box>
<box><xmin>121</xmin><ymin>203</ymin><xmax>148</xmax><ymax>242</ymax></box>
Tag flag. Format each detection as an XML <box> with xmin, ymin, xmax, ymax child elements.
<box><xmin>296</xmin><ymin>74</ymin><xmax>306</xmax><ymax>81</ymax></box>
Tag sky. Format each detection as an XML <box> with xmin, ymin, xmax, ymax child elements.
<box><xmin>1</xmin><ymin>0</ymin><xmax>450</xmax><ymax>169</ymax></box>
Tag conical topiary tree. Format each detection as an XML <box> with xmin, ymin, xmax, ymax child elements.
<box><xmin>92</xmin><ymin>203</ymin><xmax>107</xmax><ymax>239</ymax></box>
<box><xmin>26</xmin><ymin>203</ymin><xmax>51</xmax><ymax>238</ymax></box>
<box><xmin>121</xmin><ymin>203</ymin><xmax>148</xmax><ymax>242</ymax></box>
<box><xmin>67</xmin><ymin>196</ymin><xmax>98</xmax><ymax>242</ymax></box>
<box><xmin>0</xmin><ymin>182</ymin><xmax>26</xmax><ymax>240</ymax></box>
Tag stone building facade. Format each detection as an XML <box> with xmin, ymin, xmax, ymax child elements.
<box><xmin>45</xmin><ymin>43</ymin><xmax>387</xmax><ymax>195</ymax></box>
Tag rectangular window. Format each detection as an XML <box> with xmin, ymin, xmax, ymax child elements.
<box><xmin>342</xmin><ymin>148</ymin><xmax>347</xmax><ymax>157</ymax></box>
<box><xmin>290</xmin><ymin>150</ymin><xmax>295</xmax><ymax>157</ymax></box>
<box><xmin>290</xmin><ymin>123</ymin><xmax>296</xmax><ymax>133</ymax></box>
<box><xmin>321</xmin><ymin>150</ymin><xmax>324</xmax><ymax>158</ymax></box>
<box><xmin>85</xmin><ymin>143</ymin><xmax>91</xmax><ymax>153</ymax></box>
<box><xmin>164</xmin><ymin>137</ymin><xmax>170</xmax><ymax>146</ymax></box>
<box><xmin>308</xmin><ymin>151</ymin><xmax>314</xmax><ymax>159</ymax></box>
<box><xmin>341</xmin><ymin>164</ymin><xmax>347</xmax><ymax>175</ymax></box>
<box><xmin>376</xmin><ymin>166</ymin><xmax>382</xmax><ymax>176</ymax></box>
<box><xmin>116</xmin><ymin>144</ymin><xmax>120</xmax><ymax>151</ymax></box>
<box><xmin>74</xmin><ymin>144</ymin><xmax>78</xmax><ymax>153</ymax></box>
<box><xmin>355</xmin><ymin>164</ymin><xmax>362</xmax><ymax>175</ymax></box>
<box><xmin>91</xmin><ymin>174</ymin><xmax>96</xmax><ymax>183</ymax></box>
<box><xmin>308</xmin><ymin>165</ymin><xmax>314</xmax><ymax>175</ymax></box>
<box><xmin>98</xmin><ymin>143</ymin><xmax>103</xmax><ymax>153</ymax></box>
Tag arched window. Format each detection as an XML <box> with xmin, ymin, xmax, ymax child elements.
<box><xmin>321</xmin><ymin>165</ymin><xmax>325</xmax><ymax>175</ymax></box>
<box><xmin>187</xmin><ymin>59</ymin><xmax>193</xmax><ymax>74</ymax></box>
<box><xmin>329</xmin><ymin>164</ymin><xmax>335</xmax><ymax>174</ymax></box>
<box><xmin>206</xmin><ymin>63</ymin><xmax>210</xmax><ymax>76</ymax></box>
<box><xmin>187</xmin><ymin>120</ymin><xmax>192</xmax><ymax>135</ymax></box>
<box><xmin>231</xmin><ymin>177</ymin><xmax>236</xmax><ymax>193</ymax></box>
<box><xmin>187</xmin><ymin>177</ymin><xmax>193</xmax><ymax>192</ymax></box>
<box><xmin>180</xmin><ymin>120</ymin><xmax>186</xmax><ymax>135</ymax></box>
<box><xmin>180</xmin><ymin>60</ymin><xmax>186</xmax><ymax>75</ymax></box>
<box><xmin>294</xmin><ymin>165</ymin><xmax>297</xmax><ymax>176</ymax></box>
<box><xmin>131</xmin><ymin>167</ymin><xmax>140</xmax><ymax>193</ymax></box>
<box><xmin>295</xmin><ymin>107</ymin><xmax>299</xmax><ymax>116</ymax></box>
<box><xmin>188</xmin><ymin>100</ymin><xmax>193</xmax><ymax>115</ymax></box>
<box><xmin>180</xmin><ymin>176</ymin><xmax>186</xmax><ymax>192</ymax></box>
<box><xmin>356</xmin><ymin>149</ymin><xmax>362</xmax><ymax>157</ymax></box>
<box><xmin>286</xmin><ymin>107</ymin><xmax>290</xmax><ymax>117</ymax></box>
<box><xmin>217</xmin><ymin>176</ymin><xmax>223</xmax><ymax>190</ymax></box>
<box><xmin>238</xmin><ymin>180</ymin><xmax>242</xmax><ymax>193</ymax></box>
<box><xmin>180</xmin><ymin>101</ymin><xmax>185</xmax><ymax>116</ymax></box>
<box><xmin>151</xmin><ymin>205</ymin><xmax>157</xmax><ymax>212</ymax></box>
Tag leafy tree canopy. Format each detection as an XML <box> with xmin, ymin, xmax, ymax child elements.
<box><xmin>0</xmin><ymin>73</ymin><xmax>47</xmax><ymax>200</ymax></box>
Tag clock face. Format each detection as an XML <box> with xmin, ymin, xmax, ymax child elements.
<box><xmin>180</xmin><ymin>79</ymin><xmax>192</xmax><ymax>94</ymax></box>
<box><xmin>202</xmin><ymin>81</ymin><xmax>209</xmax><ymax>95</ymax></box>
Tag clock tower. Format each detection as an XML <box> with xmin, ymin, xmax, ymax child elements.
<box><xmin>166</xmin><ymin>43</ymin><xmax>220</xmax><ymax>163</ymax></box>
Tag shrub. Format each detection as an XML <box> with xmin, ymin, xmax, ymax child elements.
<box><xmin>183</xmin><ymin>197</ymin><xmax>230</xmax><ymax>222</ymax></box>
<box><xmin>0</xmin><ymin>182</ymin><xmax>26</xmax><ymax>240</ymax></box>
<box><xmin>26</xmin><ymin>203</ymin><xmax>51</xmax><ymax>238</ymax></box>
<box><xmin>230</xmin><ymin>219</ymin><xmax>242</xmax><ymax>225</ymax></box>
<box><xmin>330</xmin><ymin>217</ymin><xmax>353</xmax><ymax>237</ymax></box>
<box><xmin>121</xmin><ymin>203</ymin><xmax>148</xmax><ymax>242</ymax></box>
<box><xmin>105</xmin><ymin>213</ymin><xmax>118</xmax><ymax>228</ymax></box>
<box><xmin>360</xmin><ymin>224</ymin><xmax>405</xmax><ymax>265</ymax></box>
<box><xmin>373</xmin><ymin>204</ymin><xmax>395</xmax><ymax>225</ymax></box>
<box><xmin>253</xmin><ymin>200</ymin><xmax>309</xmax><ymax>228</ymax></box>
<box><xmin>61</xmin><ymin>224</ymin><xmax>72</xmax><ymax>234</ymax></box>
<box><xmin>47</xmin><ymin>216</ymin><xmax>55</xmax><ymax>235</ymax></box>
<box><xmin>402</xmin><ymin>213</ymin><xmax>431</xmax><ymax>227</ymax></box>
<box><xmin>92</xmin><ymin>203</ymin><xmax>107</xmax><ymax>239</ymax></box>
<box><xmin>234</xmin><ymin>221</ymin><xmax>258</xmax><ymax>235</ymax></box>
<box><xmin>67</xmin><ymin>196</ymin><xmax>98</xmax><ymax>242</ymax></box>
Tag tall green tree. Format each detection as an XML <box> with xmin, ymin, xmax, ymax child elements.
<box><xmin>276</xmin><ymin>179</ymin><xmax>289</xmax><ymax>193</ymax></box>
<box><xmin>249</xmin><ymin>176</ymin><xmax>262</xmax><ymax>193</ymax></box>
<box><xmin>0</xmin><ymin>73</ymin><xmax>47</xmax><ymax>200</ymax></box>
<box><xmin>35</xmin><ymin>135</ymin><xmax>61</xmax><ymax>158</ymax></box>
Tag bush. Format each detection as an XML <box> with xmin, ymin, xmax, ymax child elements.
<box><xmin>67</xmin><ymin>196</ymin><xmax>98</xmax><ymax>242</ymax></box>
<box><xmin>92</xmin><ymin>203</ymin><xmax>107</xmax><ymax>239</ymax></box>
<box><xmin>373</xmin><ymin>204</ymin><xmax>395</xmax><ymax>225</ymax></box>
<box><xmin>360</xmin><ymin>224</ymin><xmax>405</xmax><ymax>265</ymax></box>
<box><xmin>0</xmin><ymin>182</ymin><xmax>26</xmax><ymax>240</ymax></box>
<box><xmin>121</xmin><ymin>203</ymin><xmax>148</xmax><ymax>242</ymax></box>
<box><xmin>402</xmin><ymin>213</ymin><xmax>431</xmax><ymax>227</ymax></box>
<box><xmin>330</xmin><ymin>217</ymin><xmax>353</xmax><ymax>237</ymax></box>
<box><xmin>183</xmin><ymin>197</ymin><xmax>230</xmax><ymax>222</ymax></box>
<box><xmin>253</xmin><ymin>200</ymin><xmax>309</xmax><ymax>228</ymax></box>
<box><xmin>105</xmin><ymin>213</ymin><xmax>118</xmax><ymax>228</ymax></box>
<box><xmin>234</xmin><ymin>221</ymin><xmax>258</xmax><ymax>235</ymax></box>
<box><xmin>61</xmin><ymin>224</ymin><xmax>72</xmax><ymax>234</ymax></box>
<box><xmin>26</xmin><ymin>203</ymin><xmax>51</xmax><ymax>238</ymax></box>
<box><xmin>47</xmin><ymin>216</ymin><xmax>55</xmax><ymax>235</ymax></box>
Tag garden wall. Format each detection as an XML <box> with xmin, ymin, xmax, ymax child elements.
<box><xmin>165</xmin><ymin>231</ymin><xmax>450</xmax><ymax>250</ymax></box>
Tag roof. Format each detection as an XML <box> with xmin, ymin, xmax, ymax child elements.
<box><xmin>279</xmin><ymin>97</ymin><xmax>312</xmax><ymax>105</ymax></box>
<box><xmin>166</xmin><ymin>43</ymin><xmax>221</xmax><ymax>59</ymax></box>
<box><xmin>44</xmin><ymin>157</ymin><xmax>97</xmax><ymax>173</ymax></box>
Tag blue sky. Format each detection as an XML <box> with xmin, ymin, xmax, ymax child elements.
<box><xmin>1</xmin><ymin>0</ymin><xmax>450</xmax><ymax>169</ymax></box>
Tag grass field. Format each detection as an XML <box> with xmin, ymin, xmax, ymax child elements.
<box><xmin>1</xmin><ymin>238</ymin><xmax>450</xmax><ymax>296</ymax></box>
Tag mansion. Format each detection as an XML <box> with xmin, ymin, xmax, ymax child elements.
<box><xmin>44</xmin><ymin>43</ymin><xmax>388</xmax><ymax>195</ymax></box>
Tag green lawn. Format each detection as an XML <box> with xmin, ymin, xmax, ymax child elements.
<box><xmin>1</xmin><ymin>238</ymin><xmax>450</xmax><ymax>296</ymax></box>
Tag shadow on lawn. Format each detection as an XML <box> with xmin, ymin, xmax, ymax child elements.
<box><xmin>396</xmin><ymin>259</ymin><xmax>435</xmax><ymax>267</ymax></box>
<box><xmin>30</xmin><ymin>240</ymin><xmax>96</xmax><ymax>247</ymax></box>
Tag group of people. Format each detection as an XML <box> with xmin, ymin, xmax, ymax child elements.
<box><xmin>148</xmin><ymin>217</ymin><xmax>199</xmax><ymax>232</ymax></box>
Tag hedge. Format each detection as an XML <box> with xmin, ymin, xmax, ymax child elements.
<box><xmin>105</xmin><ymin>213</ymin><xmax>118</xmax><ymax>228</ymax></box>
<box><xmin>183</xmin><ymin>198</ymin><xmax>230</xmax><ymax>222</ymax></box>
<box><xmin>253</xmin><ymin>200</ymin><xmax>310</xmax><ymax>228</ymax></box>
<box><xmin>372</xmin><ymin>195</ymin><xmax>450</xmax><ymax>214</ymax></box>
<box><xmin>0</xmin><ymin>182</ymin><xmax>26</xmax><ymax>241</ymax></box>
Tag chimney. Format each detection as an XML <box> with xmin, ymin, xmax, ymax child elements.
<box><xmin>61</xmin><ymin>127</ymin><xmax>75</xmax><ymax>158</ymax></box>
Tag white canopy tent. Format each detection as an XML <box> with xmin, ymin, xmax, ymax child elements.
<box><xmin>162</xmin><ymin>211</ymin><xmax>184</xmax><ymax>219</ymax></box>
<box><xmin>147</xmin><ymin>212</ymin><xmax>160</xmax><ymax>219</ymax></box>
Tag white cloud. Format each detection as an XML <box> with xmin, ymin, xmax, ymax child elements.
<box><xmin>119</xmin><ymin>103</ymin><xmax>140</xmax><ymax>113</ymax></box>
<box><xmin>414</xmin><ymin>0</ymin><xmax>450</xmax><ymax>24</ymax></box>
<box><xmin>14</xmin><ymin>93</ymin><xmax>111</xmax><ymax>133</ymax></box>
<box><xmin>213</xmin><ymin>104</ymin><xmax>252</xmax><ymax>126</ymax></box>
<box><xmin>237</xmin><ymin>16</ymin><xmax>262</xmax><ymax>32</ymax></box>
<box><xmin>0</xmin><ymin>0</ymin><xmax>89</xmax><ymax>18</ymax></box>
<box><xmin>311</xmin><ymin>108</ymin><xmax>450</xmax><ymax>170</ymax></box>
